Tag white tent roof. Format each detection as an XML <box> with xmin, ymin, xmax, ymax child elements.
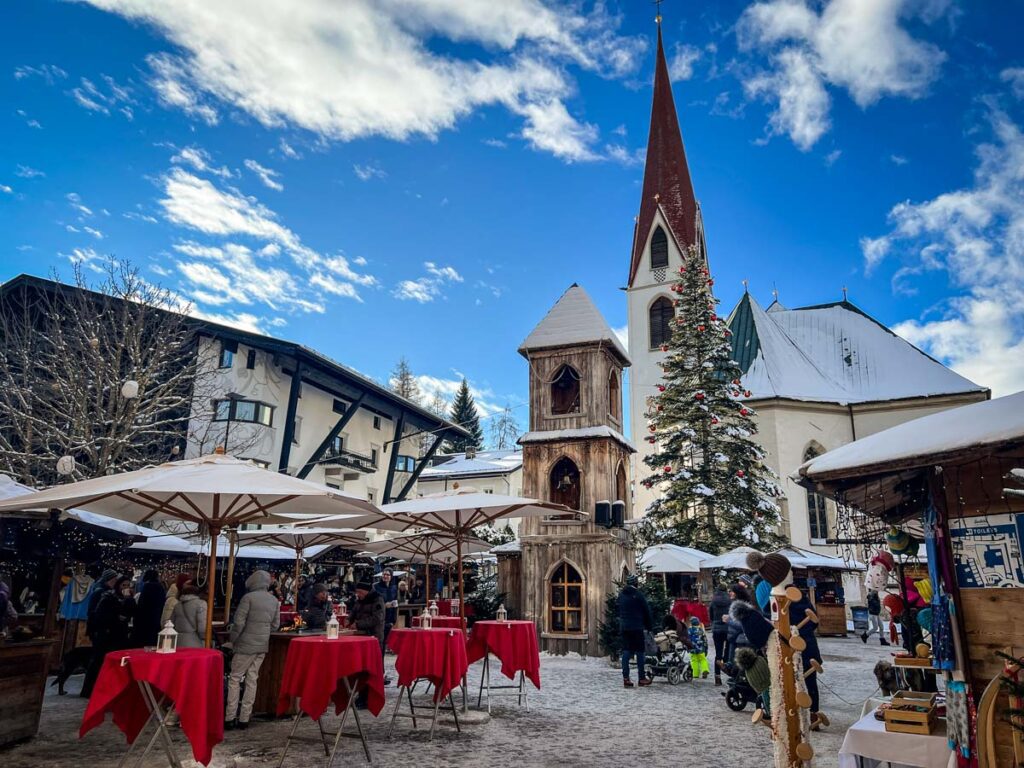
<box><xmin>360</xmin><ymin>532</ymin><xmax>493</xmax><ymax>563</ymax></box>
<box><xmin>774</xmin><ymin>546</ymin><xmax>865</xmax><ymax>571</ymax></box>
<box><xmin>638</xmin><ymin>544</ymin><xmax>711</xmax><ymax>574</ymax></box>
<box><xmin>130</xmin><ymin>535</ymin><xmax>311</xmax><ymax>560</ymax></box>
<box><xmin>0</xmin><ymin>454</ymin><xmax>377</xmax><ymax>527</ymax></box>
<box><xmin>798</xmin><ymin>391</ymin><xmax>1024</xmax><ymax>479</ymax></box>
<box><xmin>518</xmin><ymin>284</ymin><xmax>630</xmax><ymax>364</ymax></box>
<box><xmin>372</xmin><ymin>490</ymin><xmax>576</xmax><ymax>533</ymax></box>
<box><xmin>699</xmin><ymin>546</ymin><xmax>759</xmax><ymax>571</ymax></box>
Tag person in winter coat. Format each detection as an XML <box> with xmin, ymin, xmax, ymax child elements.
<box><xmin>374</xmin><ymin>568</ymin><xmax>399</xmax><ymax>627</ymax></box>
<box><xmin>0</xmin><ymin>574</ymin><xmax>17</xmax><ymax>635</ymax></box>
<box><xmin>348</xmin><ymin>581</ymin><xmax>385</xmax><ymax>643</ymax></box>
<box><xmin>171</xmin><ymin>580</ymin><xmax>206</xmax><ymax>648</ymax></box>
<box><xmin>82</xmin><ymin>571</ymin><xmax>135</xmax><ymax>698</ymax></box>
<box><xmin>225</xmin><ymin>570</ymin><xmax>280</xmax><ymax>730</ymax></box>
<box><xmin>617</xmin><ymin>575</ymin><xmax>653</xmax><ymax>688</ymax></box>
<box><xmin>160</xmin><ymin>574</ymin><xmax>191</xmax><ymax>627</ymax></box>
<box><xmin>723</xmin><ymin>584</ymin><xmax>755</xmax><ymax>669</ymax></box>
<box><xmin>302</xmin><ymin>584</ymin><xmax>331</xmax><ymax>630</ymax></box>
<box><xmin>132</xmin><ymin>570</ymin><xmax>166</xmax><ymax>647</ymax></box>
<box><xmin>861</xmin><ymin>589</ymin><xmax>889</xmax><ymax>646</ymax></box>
<box><xmin>688</xmin><ymin>616</ymin><xmax>710</xmax><ymax>679</ymax></box>
<box><xmin>708</xmin><ymin>584</ymin><xmax>731</xmax><ymax>685</ymax></box>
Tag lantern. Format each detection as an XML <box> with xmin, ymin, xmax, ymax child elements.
<box><xmin>429</xmin><ymin>600</ymin><xmax>439</xmax><ymax>618</ymax></box>
<box><xmin>496</xmin><ymin>604</ymin><xmax>508</xmax><ymax>622</ymax></box>
<box><xmin>56</xmin><ymin>455</ymin><xmax>76</xmax><ymax>476</ymax></box>
<box><xmin>156</xmin><ymin>621</ymin><xmax>178</xmax><ymax>654</ymax></box>
<box><xmin>420</xmin><ymin>608</ymin><xmax>433</xmax><ymax>629</ymax></box>
<box><xmin>338</xmin><ymin>601</ymin><xmax>348</xmax><ymax>619</ymax></box>
<box><xmin>326</xmin><ymin>610</ymin><xmax>340</xmax><ymax>639</ymax></box>
<box><xmin>120</xmin><ymin>379</ymin><xmax>140</xmax><ymax>399</ymax></box>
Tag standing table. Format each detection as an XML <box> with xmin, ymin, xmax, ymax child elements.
<box><xmin>386</xmin><ymin>628</ymin><xmax>468</xmax><ymax>741</ymax></box>
<box><xmin>275</xmin><ymin>636</ymin><xmax>384</xmax><ymax>767</ymax></box>
<box><xmin>80</xmin><ymin>648</ymin><xmax>223</xmax><ymax>767</ymax></box>
<box><xmin>467</xmin><ymin>620</ymin><xmax>540</xmax><ymax>712</ymax></box>
<box><xmin>838</xmin><ymin>708</ymin><xmax>955</xmax><ymax>768</ymax></box>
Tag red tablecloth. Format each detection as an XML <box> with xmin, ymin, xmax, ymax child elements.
<box><xmin>276</xmin><ymin>636</ymin><xmax>385</xmax><ymax>719</ymax></box>
<box><xmin>671</xmin><ymin>599</ymin><xmax>710</xmax><ymax>627</ymax></box>
<box><xmin>411</xmin><ymin>615</ymin><xmax>465</xmax><ymax>630</ymax></box>
<box><xmin>466</xmin><ymin>620</ymin><xmax>541</xmax><ymax>690</ymax></box>
<box><xmin>80</xmin><ymin>648</ymin><xmax>223</xmax><ymax>766</ymax></box>
<box><xmin>434</xmin><ymin>599</ymin><xmax>474</xmax><ymax>618</ymax></box>
<box><xmin>387</xmin><ymin>628</ymin><xmax>467</xmax><ymax>702</ymax></box>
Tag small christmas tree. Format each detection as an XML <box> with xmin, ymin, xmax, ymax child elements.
<box><xmin>446</xmin><ymin>378</ymin><xmax>484</xmax><ymax>453</ymax></box>
<box><xmin>636</xmin><ymin>245</ymin><xmax>784</xmax><ymax>554</ymax></box>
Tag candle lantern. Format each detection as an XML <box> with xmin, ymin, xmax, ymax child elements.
<box><xmin>496</xmin><ymin>604</ymin><xmax>508</xmax><ymax>622</ymax></box>
<box><xmin>326</xmin><ymin>611</ymin><xmax>340</xmax><ymax>640</ymax></box>
<box><xmin>156</xmin><ymin>621</ymin><xmax>178</xmax><ymax>654</ymax></box>
<box><xmin>419</xmin><ymin>608</ymin><xmax>432</xmax><ymax>629</ymax></box>
<box><xmin>428</xmin><ymin>600</ymin><xmax>439</xmax><ymax>618</ymax></box>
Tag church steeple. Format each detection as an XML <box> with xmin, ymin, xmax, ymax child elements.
<box><xmin>627</xmin><ymin>24</ymin><xmax>700</xmax><ymax>287</ymax></box>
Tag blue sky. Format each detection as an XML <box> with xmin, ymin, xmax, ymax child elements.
<box><xmin>2</xmin><ymin>0</ymin><xmax>1023</xmax><ymax>439</ymax></box>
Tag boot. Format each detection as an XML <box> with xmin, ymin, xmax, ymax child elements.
<box><xmin>880</xmin><ymin>638</ymin><xmax>890</xmax><ymax>646</ymax></box>
<box><xmin>860</xmin><ymin>632</ymin><xmax>868</xmax><ymax>644</ymax></box>
<box><xmin>638</xmin><ymin>678</ymin><xmax>652</xmax><ymax>687</ymax></box>
<box><xmin>623</xmin><ymin>679</ymin><xmax>634</xmax><ymax>688</ymax></box>
<box><xmin>715</xmin><ymin>675</ymin><xmax>722</xmax><ymax>686</ymax></box>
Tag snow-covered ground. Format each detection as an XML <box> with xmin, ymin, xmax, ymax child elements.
<box><xmin>3</xmin><ymin>636</ymin><xmax>894</xmax><ymax>768</ymax></box>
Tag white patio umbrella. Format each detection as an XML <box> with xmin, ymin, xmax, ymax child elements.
<box><xmin>699</xmin><ymin>545</ymin><xmax>760</xmax><ymax>572</ymax></box>
<box><xmin>638</xmin><ymin>544</ymin><xmax>712</xmax><ymax>574</ymax></box>
<box><xmin>235</xmin><ymin>526</ymin><xmax>369</xmax><ymax>611</ymax></box>
<box><xmin>0</xmin><ymin>454</ymin><xmax>378</xmax><ymax>646</ymax></box>
<box><xmin>359</xmin><ymin>490</ymin><xmax>574</xmax><ymax>625</ymax></box>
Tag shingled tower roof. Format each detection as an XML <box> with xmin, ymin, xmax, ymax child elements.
<box><xmin>627</xmin><ymin>24</ymin><xmax>699</xmax><ymax>287</ymax></box>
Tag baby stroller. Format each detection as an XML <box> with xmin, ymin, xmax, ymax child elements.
<box><xmin>644</xmin><ymin>629</ymin><xmax>693</xmax><ymax>685</ymax></box>
<box><xmin>720</xmin><ymin>659</ymin><xmax>761</xmax><ymax>711</ymax></box>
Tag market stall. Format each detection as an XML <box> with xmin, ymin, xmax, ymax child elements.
<box><xmin>773</xmin><ymin>546</ymin><xmax>865</xmax><ymax>637</ymax></box>
<box><xmin>798</xmin><ymin>390</ymin><xmax>1024</xmax><ymax>767</ymax></box>
<box><xmin>638</xmin><ymin>543</ymin><xmax>711</xmax><ymax>598</ymax></box>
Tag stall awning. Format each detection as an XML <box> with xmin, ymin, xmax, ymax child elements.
<box><xmin>639</xmin><ymin>544</ymin><xmax>712</xmax><ymax>574</ymax></box>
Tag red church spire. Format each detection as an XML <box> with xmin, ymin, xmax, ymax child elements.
<box><xmin>627</xmin><ymin>23</ymin><xmax>700</xmax><ymax>287</ymax></box>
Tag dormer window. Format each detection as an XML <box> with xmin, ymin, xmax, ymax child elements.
<box><xmin>551</xmin><ymin>365</ymin><xmax>581</xmax><ymax>415</ymax></box>
<box><xmin>650</xmin><ymin>226</ymin><xmax>669</xmax><ymax>269</ymax></box>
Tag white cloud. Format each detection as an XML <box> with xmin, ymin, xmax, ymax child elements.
<box><xmin>171</xmin><ymin>146</ymin><xmax>233</xmax><ymax>178</ymax></box>
<box><xmin>16</xmin><ymin>109</ymin><xmax>42</xmax><ymax>129</ymax></box>
<box><xmin>68</xmin><ymin>75</ymin><xmax>135</xmax><ymax>119</ymax></box>
<box><xmin>605</xmin><ymin>143</ymin><xmax>645</xmax><ymax>166</ymax></box>
<box><xmin>482</xmin><ymin>138</ymin><xmax>508</xmax><ymax>148</ymax></box>
<box><xmin>13</xmin><ymin>64</ymin><xmax>67</xmax><ymax>84</ymax></box>
<box><xmin>824</xmin><ymin>148</ymin><xmax>842</xmax><ymax>166</ymax></box>
<box><xmin>0</xmin><ymin>184</ymin><xmax>11</xmax><ymax>194</ymax></box>
<box><xmin>414</xmin><ymin>374</ymin><xmax>506</xmax><ymax>418</ymax></box>
<box><xmin>244</xmin><ymin>159</ymin><xmax>284</xmax><ymax>191</ymax></box>
<box><xmin>612</xmin><ymin>325</ymin><xmax>628</xmax><ymax>348</ymax></box>
<box><xmin>66</xmin><ymin>192</ymin><xmax>94</xmax><ymax>217</ymax></box>
<box><xmin>15</xmin><ymin>165</ymin><xmax>45</xmax><ymax>179</ymax></box>
<box><xmin>890</xmin><ymin>153</ymin><xmax>909</xmax><ymax>165</ymax></box>
<box><xmin>739</xmin><ymin>0</ymin><xmax>948</xmax><ymax>149</ymax></box>
<box><xmin>80</xmin><ymin>0</ymin><xmax>643</xmax><ymax>162</ymax></box>
<box><xmin>394</xmin><ymin>261</ymin><xmax>463</xmax><ymax>302</ymax></box>
<box><xmin>278</xmin><ymin>138</ymin><xmax>300</xmax><ymax>159</ymax></box>
<box><xmin>1002</xmin><ymin>67</ymin><xmax>1024</xmax><ymax>101</ymax></box>
<box><xmin>83</xmin><ymin>226</ymin><xmax>105</xmax><ymax>239</ymax></box>
<box><xmin>669</xmin><ymin>43</ymin><xmax>701</xmax><ymax>82</ymax></box>
<box><xmin>866</xmin><ymin>107</ymin><xmax>1024</xmax><ymax>396</ymax></box>
<box><xmin>157</xmin><ymin>167</ymin><xmax>377</xmax><ymax>315</ymax></box>
<box><xmin>353</xmin><ymin>163</ymin><xmax>387</xmax><ymax>182</ymax></box>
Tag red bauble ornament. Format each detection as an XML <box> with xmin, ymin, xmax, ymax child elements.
<box><xmin>646</xmin><ymin>436</ymin><xmax>656</xmax><ymax>444</ymax></box>
<box><xmin>695</xmin><ymin>392</ymin><xmax>705</xmax><ymax>401</ymax></box>
<box><xmin>648</xmin><ymin>424</ymin><xmax>656</xmax><ymax>432</ymax></box>
<box><xmin>657</xmin><ymin>384</ymin><xmax>666</xmax><ymax>392</ymax></box>
<box><xmin>732</xmin><ymin>379</ymin><xmax>740</xmax><ymax>386</ymax></box>
<box><xmin>710</xmin><ymin>314</ymin><xmax>718</xmax><ymax>322</ymax></box>
<box><xmin>678</xmin><ymin>266</ymin><xmax>686</xmax><ymax>274</ymax></box>
<box><xmin>710</xmin><ymin>416</ymin><xmax>719</xmax><ymax>425</ymax></box>
<box><xmin>698</xmin><ymin>325</ymin><xmax>705</xmax><ymax>332</ymax></box>
<box><xmin>656</xmin><ymin>405</ymin><xmax>663</xmax><ymax>412</ymax></box>
<box><xmin>724</xmin><ymin>330</ymin><xmax>732</xmax><ymax>337</ymax></box>
<box><xmin>663</xmin><ymin>465</ymin><xmax>672</xmax><ymax>473</ymax></box>
<box><xmin>744</xmin><ymin>390</ymin><xmax>752</xmax><ymax>398</ymax></box>
<box><xmin>707</xmin><ymin>279</ymin><xmax>714</xmax><ymax>286</ymax></box>
<box><xmin>740</xmin><ymin>407</ymin><xmax>750</xmax><ymax>416</ymax></box>
<box><xmin>660</xmin><ymin>344</ymin><xmax>669</xmax><ymax>352</ymax></box>
<box><xmin>737</xmin><ymin>470</ymin><xmax>745</xmax><ymax>478</ymax></box>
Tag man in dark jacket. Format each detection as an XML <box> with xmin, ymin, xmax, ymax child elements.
<box><xmin>348</xmin><ymin>582</ymin><xmax>386</xmax><ymax>706</ymax></box>
<box><xmin>709</xmin><ymin>584</ymin><xmax>731</xmax><ymax>685</ymax></box>
<box><xmin>132</xmin><ymin>569</ymin><xmax>166</xmax><ymax>647</ymax></box>
<box><xmin>374</xmin><ymin>568</ymin><xmax>398</xmax><ymax>640</ymax></box>
<box><xmin>82</xmin><ymin>571</ymin><xmax>134</xmax><ymax>698</ymax></box>
<box><xmin>301</xmin><ymin>583</ymin><xmax>331</xmax><ymax>630</ymax></box>
<box><xmin>617</xmin><ymin>575</ymin><xmax>653</xmax><ymax>688</ymax></box>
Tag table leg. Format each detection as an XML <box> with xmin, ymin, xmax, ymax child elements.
<box><xmin>406</xmin><ymin>687</ymin><xmax>418</xmax><ymax>729</ymax></box>
<box><xmin>428</xmin><ymin>691</ymin><xmax>442</xmax><ymax>741</ymax></box>
<box><xmin>116</xmin><ymin>699</ymin><xmax>156</xmax><ymax>768</ymax></box>
<box><xmin>276</xmin><ymin>709</ymin><xmax>304</xmax><ymax>768</ymax></box>
<box><xmin>476</xmin><ymin>655</ymin><xmax>488</xmax><ymax>710</ymax></box>
<box><xmin>386</xmin><ymin>687</ymin><xmax>406</xmax><ymax>739</ymax></box>
<box><xmin>335</xmin><ymin>677</ymin><xmax>372</xmax><ymax>765</ymax></box>
<box><xmin>448</xmin><ymin>691</ymin><xmax>461</xmax><ymax>733</ymax></box>
<box><xmin>316</xmin><ymin>716</ymin><xmax>330</xmax><ymax>757</ymax></box>
<box><xmin>519</xmin><ymin>670</ymin><xmax>526</xmax><ymax>710</ymax></box>
<box><xmin>138</xmin><ymin>682</ymin><xmax>182</xmax><ymax>768</ymax></box>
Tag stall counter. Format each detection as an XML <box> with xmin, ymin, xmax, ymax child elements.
<box><xmin>0</xmin><ymin>638</ymin><xmax>56</xmax><ymax>747</ymax></box>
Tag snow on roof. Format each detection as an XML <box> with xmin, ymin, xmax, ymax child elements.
<box><xmin>519</xmin><ymin>284</ymin><xmax>630</xmax><ymax>364</ymax></box>
<box><xmin>420</xmin><ymin>450</ymin><xmax>522</xmax><ymax>479</ymax></box>
<box><xmin>490</xmin><ymin>540</ymin><xmax>521</xmax><ymax>555</ymax></box>
<box><xmin>798</xmin><ymin>390</ymin><xmax>1024</xmax><ymax>479</ymax></box>
<box><xmin>519</xmin><ymin>425</ymin><xmax>636</xmax><ymax>452</ymax></box>
<box><xmin>728</xmin><ymin>293</ymin><xmax>985</xmax><ymax>405</ymax></box>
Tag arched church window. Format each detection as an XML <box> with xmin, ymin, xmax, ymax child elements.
<box><xmin>804</xmin><ymin>445</ymin><xmax>829</xmax><ymax>540</ymax></box>
<box><xmin>649</xmin><ymin>297</ymin><xmax>674</xmax><ymax>350</ymax></box>
<box><xmin>550</xmin><ymin>365</ymin><xmax>581</xmax><ymax>415</ymax></box>
<box><xmin>608</xmin><ymin>369</ymin><xmax>621</xmax><ymax>422</ymax></box>
<box><xmin>550</xmin><ymin>456</ymin><xmax>582</xmax><ymax>511</ymax></box>
<box><xmin>650</xmin><ymin>226</ymin><xmax>669</xmax><ymax>269</ymax></box>
<box><xmin>549</xmin><ymin>561</ymin><xmax>584</xmax><ymax>633</ymax></box>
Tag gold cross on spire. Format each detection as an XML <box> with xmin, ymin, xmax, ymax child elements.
<box><xmin>842</xmin><ymin>286</ymin><xmax>848</xmax><ymax>301</ymax></box>
<box><xmin>653</xmin><ymin>0</ymin><xmax>664</xmax><ymax>24</ymax></box>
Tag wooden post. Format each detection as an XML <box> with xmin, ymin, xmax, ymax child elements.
<box><xmin>222</xmin><ymin>529</ymin><xmax>238</xmax><ymax>625</ymax></box>
<box><xmin>205</xmin><ymin>526</ymin><xmax>220</xmax><ymax>649</ymax></box>
<box><xmin>292</xmin><ymin>547</ymin><xmax>303</xmax><ymax>613</ymax></box>
<box><xmin>775</xmin><ymin>586</ymin><xmax>813</xmax><ymax>766</ymax></box>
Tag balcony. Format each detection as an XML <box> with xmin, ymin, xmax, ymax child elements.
<box><xmin>320</xmin><ymin>447</ymin><xmax>377</xmax><ymax>474</ymax></box>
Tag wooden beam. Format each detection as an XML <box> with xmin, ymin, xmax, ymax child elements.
<box><xmin>296</xmin><ymin>393</ymin><xmax>366</xmax><ymax>479</ymax></box>
<box><xmin>277</xmin><ymin>362</ymin><xmax>303</xmax><ymax>473</ymax></box>
<box><xmin>381</xmin><ymin>413</ymin><xmax>406</xmax><ymax>504</ymax></box>
<box><xmin>394</xmin><ymin>432</ymin><xmax>446</xmax><ymax>502</ymax></box>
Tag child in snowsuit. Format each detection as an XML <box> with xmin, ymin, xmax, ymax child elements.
<box><xmin>688</xmin><ymin>616</ymin><xmax>710</xmax><ymax>679</ymax></box>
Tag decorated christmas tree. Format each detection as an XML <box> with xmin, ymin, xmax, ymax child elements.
<box><xmin>636</xmin><ymin>245</ymin><xmax>784</xmax><ymax>554</ymax></box>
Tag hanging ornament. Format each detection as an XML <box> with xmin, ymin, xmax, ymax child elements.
<box><xmin>737</xmin><ymin>470</ymin><xmax>745</xmax><ymax>478</ymax></box>
<box><xmin>657</xmin><ymin>384</ymin><xmax>666</xmax><ymax>392</ymax></box>
<box><xmin>673</xmin><ymin>299</ymin><xmax>681</xmax><ymax>307</ymax></box>
<box><xmin>660</xmin><ymin>345</ymin><xmax>669</xmax><ymax>352</ymax></box>
<box><xmin>740</xmin><ymin>407</ymin><xmax>750</xmax><ymax>416</ymax></box>
<box><xmin>695</xmin><ymin>392</ymin><xmax>705</xmax><ymax>401</ymax></box>
<box><xmin>710</xmin><ymin>314</ymin><xmax>718</xmax><ymax>322</ymax></box>
<box><xmin>732</xmin><ymin>379</ymin><xmax>741</xmax><ymax>386</ymax></box>
<box><xmin>697</xmin><ymin>325</ymin><xmax>705</xmax><ymax>332</ymax></box>
<box><xmin>678</xmin><ymin>266</ymin><xmax>686</xmax><ymax>274</ymax></box>
<box><xmin>120</xmin><ymin>380</ymin><xmax>140</xmax><ymax>399</ymax></box>
<box><xmin>656</xmin><ymin>405</ymin><xmax>663</xmax><ymax>411</ymax></box>
<box><xmin>710</xmin><ymin>416</ymin><xmax>719</xmax><ymax>425</ymax></box>
<box><xmin>663</xmin><ymin>465</ymin><xmax>672</xmax><ymax>474</ymax></box>
<box><xmin>646</xmin><ymin>436</ymin><xmax>656</xmax><ymax>444</ymax></box>
<box><xmin>744</xmin><ymin>390</ymin><xmax>752</xmax><ymax>398</ymax></box>
<box><xmin>707</xmin><ymin>278</ymin><xmax>714</xmax><ymax>286</ymax></box>
<box><xmin>56</xmin><ymin>455</ymin><xmax>76</xmax><ymax>476</ymax></box>
<box><xmin>648</xmin><ymin>424</ymin><xmax>657</xmax><ymax>433</ymax></box>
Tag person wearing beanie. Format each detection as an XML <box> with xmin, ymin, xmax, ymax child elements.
<box><xmin>349</xmin><ymin>580</ymin><xmax>386</xmax><ymax>705</ymax></box>
<box><xmin>709</xmin><ymin>584</ymin><xmax>731</xmax><ymax>685</ymax></box>
<box><xmin>617</xmin><ymin>575</ymin><xmax>653</xmax><ymax>688</ymax></box>
<box><xmin>687</xmin><ymin>616</ymin><xmax>710</xmax><ymax>679</ymax></box>
<box><xmin>225</xmin><ymin>570</ymin><xmax>280</xmax><ymax>730</ymax></box>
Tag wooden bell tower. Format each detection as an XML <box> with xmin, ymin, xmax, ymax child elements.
<box><xmin>516</xmin><ymin>284</ymin><xmax>636</xmax><ymax>657</ymax></box>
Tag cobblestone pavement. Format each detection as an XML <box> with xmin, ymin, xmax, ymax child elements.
<box><xmin>2</xmin><ymin>636</ymin><xmax>893</xmax><ymax>768</ymax></box>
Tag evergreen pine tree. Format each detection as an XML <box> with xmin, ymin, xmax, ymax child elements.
<box><xmin>636</xmin><ymin>245</ymin><xmax>784</xmax><ymax>554</ymax></box>
<box><xmin>446</xmin><ymin>378</ymin><xmax>484</xmax><ymax>452</ymax></box>
<box><xmin>388</xmin><ymin>356</ymin><xmax>421</xmax><ymax>404</ymax></box>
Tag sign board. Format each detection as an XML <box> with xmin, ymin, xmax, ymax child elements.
<box><xmin>948</xmin><ymin>513</ymin><xmax>1024</xmax><ymax>588</ymax></box>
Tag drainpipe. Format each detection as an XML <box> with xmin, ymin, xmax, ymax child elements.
<box><xmin>847</xmin><ymin>404</ymin><xmax>857</xmax><ymax>441</ymax></box>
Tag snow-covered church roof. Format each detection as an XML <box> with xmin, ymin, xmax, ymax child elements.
<box><xmin>727</xmin><ymin>293</ymin><xmax>986</xmax><ymax>405</ymax></box>
<box><xmin>519</xmin><ymin>284</ymin><xmax>630</xmax><ymax>365</ymax></box>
